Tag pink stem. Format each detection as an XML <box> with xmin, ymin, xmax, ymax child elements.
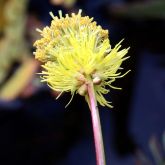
<box><xmin>87</xmin><ymin>82</ymin><xmax>106</xmax><ymax>165</ymax></box>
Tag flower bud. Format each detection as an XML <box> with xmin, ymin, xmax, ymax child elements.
<box><xmin>78</xmin><ymin>84</ymin><xmax>87</xmax><ymax>96</ymax></box>
<box><xmin>93</xmin><ymin>76</ymin><xmax>102</xmax><ymax>85</ymax></box>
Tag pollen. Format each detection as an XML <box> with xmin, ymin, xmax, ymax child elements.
<box><xmin>34</xmin><ymin>10</ymin><xmax>108</xmax><ymax>62</ymax></box>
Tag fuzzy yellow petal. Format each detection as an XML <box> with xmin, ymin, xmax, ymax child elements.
<box><xmin>33</xmin><ymin>10</ymin><xmax>129</xmax><ymax>108</ymax></box>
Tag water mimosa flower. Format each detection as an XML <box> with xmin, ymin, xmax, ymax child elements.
<box><xmin>34</xmin><ymin>10</ymin><xmax>130</xmax><ymax>165</ymax></box>
<box><xmin>33</xmin><ymin>10</ymin><xmax>129</xmax><ymax>108</ymax></box>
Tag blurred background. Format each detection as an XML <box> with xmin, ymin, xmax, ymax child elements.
<box><xmin>0</xmin><ymin>0</ymin><xmax>165</xmax><ymax>164</ymax></box>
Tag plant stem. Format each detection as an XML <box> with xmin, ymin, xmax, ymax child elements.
<box><xmin>87</xmin><ymin>81</ymin><xmax>106</xmax><ymax>165</ymax></box>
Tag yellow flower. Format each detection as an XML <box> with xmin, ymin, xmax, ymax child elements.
<box><xmin>33</xmin><ymin>10</ymin><xmax>130</xmax><ymax>108</ymax></box>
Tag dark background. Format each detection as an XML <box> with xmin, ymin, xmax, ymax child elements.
<box><xmin>0</xmin><ymin>0</ymin><xmax>165</xmax><ymax>164</ymax></box>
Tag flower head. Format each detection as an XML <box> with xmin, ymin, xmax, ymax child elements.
<box><xmin>33</xmin><ymin>10</ymin><xmax>129</xmax><ymax>108</ymax></box>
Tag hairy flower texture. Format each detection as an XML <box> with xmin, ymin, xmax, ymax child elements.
<box><xmin>33</xmin><ymin>10</ymin><xmax>130</xmax><ymax>108</ymax></box>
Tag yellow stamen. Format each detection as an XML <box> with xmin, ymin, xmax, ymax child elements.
<box><xmin>33</xmin><ymin>10</ymin><xmax>130</xmax><ymax>108</ymax></box>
